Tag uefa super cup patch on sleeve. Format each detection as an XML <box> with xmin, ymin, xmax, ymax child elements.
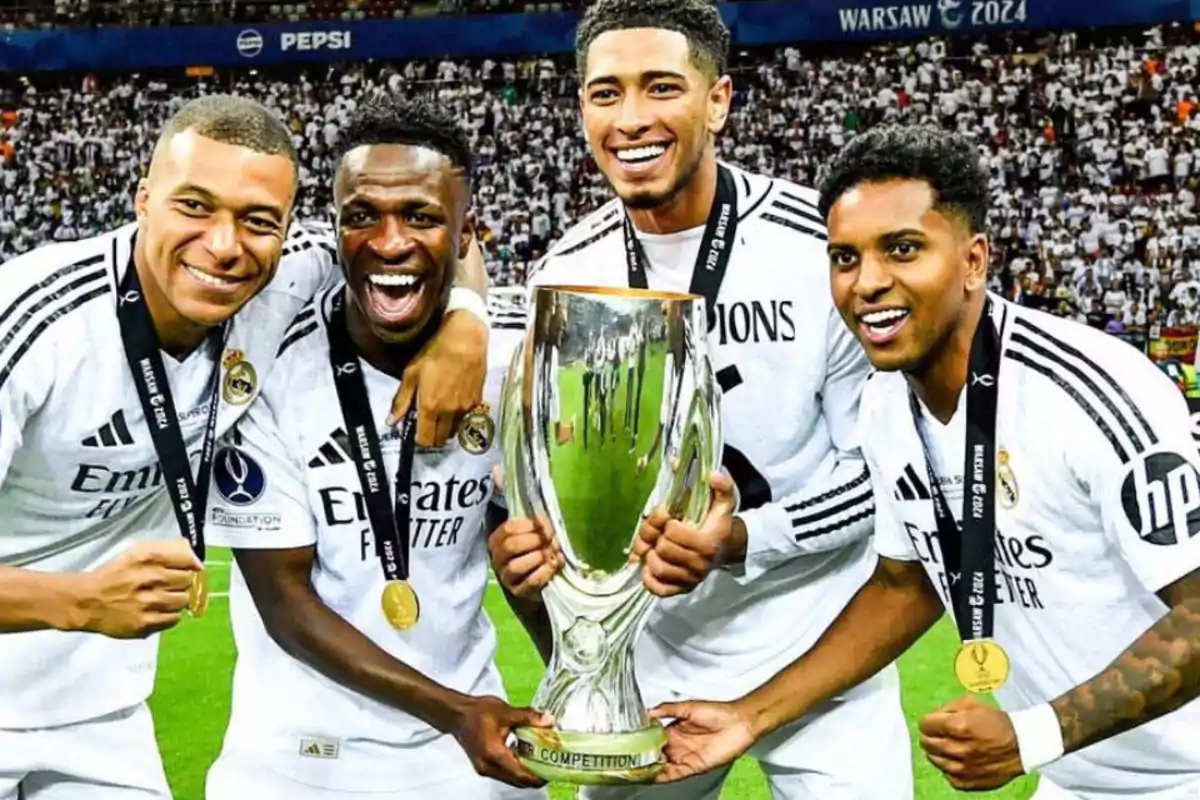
<box><xmin>213</xmin><ymin>446</ymin><xmax>267</xmax><ymax>506</ymax></box>
<box><xmin>209</xmin><ymin>446</ymin><xmax>281</xmax><ymax>529</ymax></box>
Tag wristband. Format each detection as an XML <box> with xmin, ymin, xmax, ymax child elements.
<box><xmin>446</xmin><ymin>286</ymin><xmax>490</xmax><ymax>326</ymax></box>
<box><xmin>1008</xmin><ymin>703</ymin><xmax>1065</xmax><ymax>773</ymax></box>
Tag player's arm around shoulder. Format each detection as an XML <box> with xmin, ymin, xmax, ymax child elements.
<box><xmin>1038</xmin><ymin>338</ymin><xmax>1200</xmax><ymax>759</ymax></box>
<box><xmin>389</xmin><ymin>235</ymin><xmax>491</xmax><ymax>449</ymax></box>
<box><xmin>222</xmin><ymin>340</ymin><xmax>550</xmax><ymax>790</ymax></box>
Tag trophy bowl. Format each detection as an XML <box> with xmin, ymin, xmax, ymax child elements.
<box><xmin>499</xmin><ymin>285</ymin><xmax>722</xmax><ymax>785</ymax></box>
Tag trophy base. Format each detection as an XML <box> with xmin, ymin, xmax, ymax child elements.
<box><xmin>512</xmin><ymin>723</ymin><xmax>667</xmax><ymax>785</ymax></box>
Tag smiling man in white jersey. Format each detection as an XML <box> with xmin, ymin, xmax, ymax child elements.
<box><xmin>648</xmin><ymin>126</ymin><xmax>1200</xmax><ymax>799</ymax></box>
<box><xmin>203</xmin><ymin>95</ymin><xmax>550</xmax><ymax>800</ymax></box>
<box><xmin>0</xmin><ymin>95</ymin><xmax>491</xmax><ymax>799</ymax></box>
<box><xmin>486</xmin><ymin>1</ymin><xmax>912</xmax><ymax>798</ymax></box>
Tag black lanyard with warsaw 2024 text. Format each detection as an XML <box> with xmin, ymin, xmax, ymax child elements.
<box><xmin>116</xmin><ymin>256</ymin><xmax>224</xmax><ymax>618</ymax></box>
<box><xmin>623</xmin><ymin>164</ymin><xmax>739</xmax><ymax>331</ymax></box>
<box><xmin>325</xmin><ymin>290</ymin><xmax>421</xmax><ymax>631</ymax></box>
<box><xmin>912</xmin><ymin>300</ymin><xmax>1010</xmax><ymax>694</ymax></box>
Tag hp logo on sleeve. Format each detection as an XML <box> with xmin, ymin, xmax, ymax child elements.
<box><xmin>214</xmin><ymin>447</ymin><xmax>267</xmax><ymax>507</ymax></box>
<box><xmin>1121</xmin><ymin>452</ymin><xmax>1200</xmax><ymax>546</ymax></box>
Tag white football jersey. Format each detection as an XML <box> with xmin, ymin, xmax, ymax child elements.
<box><xmin>527</xmin><ymin>165</ymin><xmax>877</xmax><ymax>699</ymax></box>
<box><xmin>863</xmin><ymin>297</ymin><xmax>1200</xmax><ymax>798</ymax></box>
<box><xmin>0</xmin><ymin>221</ymin><xmax>335</xmax><ymax>728</ymax></box>
<box><xmin>208</xmin><ymin>284</ymin><xmax>510</xmax><ymax>792</ymax></box>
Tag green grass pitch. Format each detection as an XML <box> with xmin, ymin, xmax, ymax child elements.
<box><xmin>151</xmin><ymin>552</ymin><xmax>1037</xmax><ymax>799</ymax></box>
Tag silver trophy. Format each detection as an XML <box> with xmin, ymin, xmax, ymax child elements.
<box><xmin>500</xmin><ymin>285</ymin><xmax>722</xmax><ymax>785</ymax></box>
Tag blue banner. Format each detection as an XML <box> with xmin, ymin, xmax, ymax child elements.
<box><xmin>2</xmin><ymin>0</ymin><xmax>1199</xmax><ymax>73</ymax></box>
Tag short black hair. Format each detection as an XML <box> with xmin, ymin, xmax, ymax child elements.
<box><xmin>575</xmin><ymin>0</ymin><xmax>730</xmax><ymax>80</ymax></box>
<box><xmin>337</xmin><ymin>94</ymin><xmax>473</xmax><ymax>184</ymax></box>
<box><xmin>818</xmin><ymin>125</ymin><xmax>989</xmax><ymax>234</ymax></box>
<box><xmin>159</xmin><ymin>94</ymin><xmax>297</xmax><ymax>172</ymax></box>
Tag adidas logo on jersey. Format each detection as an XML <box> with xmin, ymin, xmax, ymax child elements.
<box><xmin>298</xmin><ymin>737</ymin><xmax>339</xmax><ymax>759</ymax></box>
<box><xmin>308</xmin><ymin>429</ymin><xmax>353</xmax><ymax>468</ymax></box>
<box><xmin>81</xmin><ymin>411</ymin><xmax>134</xmax><ymax>448</ymax></box>
<box><xmin>894</xmin><ymin>465</ymin><xmax>932</xmax><ymax>501</ymax></box>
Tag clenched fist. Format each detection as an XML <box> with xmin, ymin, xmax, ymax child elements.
<box><xmin>488</xmin><ymin>516</ymin><xmax>562</xmax><ymax>600</ymax></box>
<box><xmin>630</xmin><ymin>472</ymin><xmax>742</xmax><ymax>597</ymax></box>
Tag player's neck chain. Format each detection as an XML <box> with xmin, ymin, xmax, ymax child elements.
<box><xmin>910</xmin><ymin>300</ymin><xmax>1011</xmax><ymax>693</ymax></box>
<box><xmin>623</xmin><ymin>164</ymin><xmax>739</xmax><ymax>332</ymax></box>
<box><xmin>325</xmin><ymin>290</ymin><xmax>422</xmax><ymax>631</ymax></box>
<box><xmin>115</xmin><ymin>248</ymin><xmax>224</xmax><ymax>617</ymax></box>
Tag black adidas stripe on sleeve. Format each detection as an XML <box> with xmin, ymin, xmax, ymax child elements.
<box><xmin>276</xmin><ymin>321</ymin><xmax>320</xmax><ymax>358</ymax></box>
<box><xmin>553</xmin><ymin>220</ymin><xmax>622</xmax><ymax>258</ymax></box>
<box><xmin>1006</xmin><ymin>318</ymin><xmax>1156</xmax><ymax>464</ymax></box>
<box><xmin>785</xmin><ymin>465</ymin><xmax>875</xmax><ymax>542</ymax></box>
<box><xmin>528</xmin><ymin>219</ymin><xmax>623</xmax><ymax>284</ymax></box>
<box><xmin>739</xmin><ymin>179</ymin><xmax>775</xmax><ymax>221</ymax></box>
<box><xmin>285</xmin><ymin>304</ymin><xmax>317</xmax><ymax>333</ymax></box>
<box><xmin>0</xmin><ymin>262</ymin><xmax>111</xmax><ymax>392</ymax></box>
<box><xmin>894</xmin><ymin>463</ymin><xmax>933</xmax><ymax>501</ymax></box>
<box><xmin>0</xmin><ymin>253</ymin><xmax>105</xmax><ymax>345</ymax></box>
<box><xmin>283</xmin><ymin>222</ymin><xmax>338</xmax><ymax>261</ymax></box>
<box><xmin>761</xmin><ymin>199</ymin><xmax>828</xmax><ymax>242</ymax></box>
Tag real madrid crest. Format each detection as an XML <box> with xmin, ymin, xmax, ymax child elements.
<box><xmin>458</xmin><ymin>404</ymin><xmax>495</xmax><ymax>455</ymax></box>
<box><xmin>997</xmin><ymin>447</ymin><xmax>1019</xmax><ymax>509</ymax></box>
<box><xmin>223</xmin><ymin>359</ymin><xmax>258</xmax><ymax>406</ymax></box>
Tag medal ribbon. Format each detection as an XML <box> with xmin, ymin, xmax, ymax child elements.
<box><xmin>913</xmin><ymin>300</ymin><xmax>1001</xmax><ymax>645</ymax></box>
<box><xmin>326</xmin><ymin>290</ymin><xmax>417</xmax><ymax>584</ymax></box>
<box><xmin>116</xmin><ymin>248</ymin><xmax>224</xmax><ymax>561</ymax></box>
<box><xmin>623</xmin><ymin>164</ymin><xmax>739</xmax><ymax>330</ymax></box>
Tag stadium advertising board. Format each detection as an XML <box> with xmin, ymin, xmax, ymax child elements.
<box><xmin>818</xmin><ymin>0</ymin><xmax>1194</xmax><ymax>37</ymax></box>
<box><xmin>1</xmin><ymin>0</ymin><xmax>1198</xmax><ymax>71</ymax></box>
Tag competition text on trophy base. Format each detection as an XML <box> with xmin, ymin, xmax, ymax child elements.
<box><xmin>513</xmin><ymin>725</ymin><xmax>667</xmax><ymax>785</ymax></box>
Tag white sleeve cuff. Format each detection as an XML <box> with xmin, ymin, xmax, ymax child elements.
<box><xmin>730</xmin><ymin>503</ymin><xmax>792</xmax><ymax>584</ymax></box>
<box><xmin>446</xmin><ymin>286</ymin><xmax>490</xmax><ymax>325</ymax></box>
<box><xmin>1008</xmin><ymin>703</ymin><xmax>1065</xmax><ymax>774</ymax></box>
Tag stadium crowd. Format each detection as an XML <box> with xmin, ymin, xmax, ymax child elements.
<box><xmin>0</xmin><ymin>0</ymin><xmax>587</xmax><ymax>30</ymax></box>
<box><xmin>4</xmin><ymin>22</ymin><xmax>1200</xmax><ymax>336</ymax></box>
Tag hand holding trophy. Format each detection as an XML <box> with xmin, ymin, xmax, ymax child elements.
<box><xmin>498</xmin><ymin>285</ymin><xmax>722</xmax><ymax>785</ymax></box>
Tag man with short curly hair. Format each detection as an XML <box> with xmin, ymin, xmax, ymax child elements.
<box><xmin>203</xmin><ymin>94</ymin><xmax>548</xmax><ymax>799</ymax></box>
<box><xmin>488</xmin><ymin>2</ymin><xmax>914</xmax><ymax>798</ymax></box>
<box><xmin>653</xmin><ymin>124</ymin><xmax>1200</xmax><ymax>800</ymax></box>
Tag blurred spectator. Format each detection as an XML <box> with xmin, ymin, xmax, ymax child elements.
<box><xmin>1</xmin><ymin>0</ymin><xmax>601</xmax><ymax>30</ymax></box>
<box><xmin>4</xmin><ymin>21</ymin><xmax>1200</xmax><ymax>346</ymax></box>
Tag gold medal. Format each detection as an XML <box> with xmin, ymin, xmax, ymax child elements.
<box><xmin>381</xmin><ymin>580</ymin><xmax>420</xmax><ymax>631</ymax></box>
<box><xmin>188</xmin><ymin>569</ymin><xmax>210</xmax><ymax>619</ymax></box>
<box><xmin>954</xmin><ymin>639</ymin><xmax>1010</xmax><ymax>693</ymax></box>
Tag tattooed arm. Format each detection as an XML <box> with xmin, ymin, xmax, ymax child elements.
<box><xmin>1050</xmin><ymin>567</ymin><xmax>1200</xmax><ymax>753</ymax></box>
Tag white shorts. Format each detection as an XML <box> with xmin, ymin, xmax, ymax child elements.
<box><xmin>579</xmin><ymin>664</ymin><xmax>912</xmax><ymax>800</ymax></box>
<box><xmin>0</xmin><ymin>704</ymin><xmax>170</xmax><ymax>800</ymax></box>
<box><xmin>206</xmin><ymin>739</ymin><xmax>548</xmax><ymax>799</ymax></box>
<box><xmin>1033</xmin><ymin>776</ymin><xmax>1200</xmax><ymax>800</ymax></box>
